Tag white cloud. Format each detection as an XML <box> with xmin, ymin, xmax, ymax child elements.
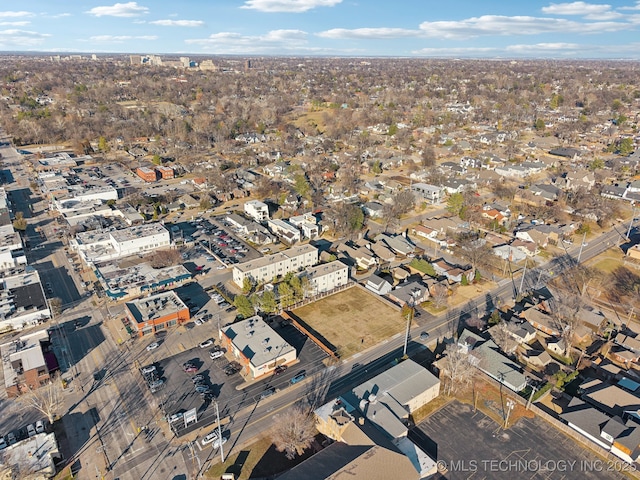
<box><xmin>240</xmin><ymin>0</ymin><xmax>342</xmax><ymax>13</ymax></box>
<box><xmin>506</xmin><ymin>42</ymin><xmax>582</xmax><ymax>52</ymax></box>
<box><xmin>317</xmin><ymin>27</ymin><xmax>420</xmax><ymax>39</ymax></box>
<box><xmin>0</xmin><ymin>21</ymin><xmax>30</xmax><ymax>26</ymax></box>
<box><xmin>417</xmin><ymin>15</ymin><xmax>630</xmax><ymax>39</ymax></box>
<box><xmin>0</xmin><ymin>11</ymin><xmax>32</xmax><ymax>18</ymax></box>
<box><xmin>90</xmin><ymin>34</ymin><xmax>157</xmax><ymax>42</ymax></box>
<box><xmin>541</xmin><ymin>2</ymin><xmax>611</xmax><ymax>15</ymax></box>
<box><xmin>186</xmin><ymin>29</ymin><xmax>309</xmax><ymax>53</ymax></box>
<box><xmin>412</xmin><ymin>46</ymin><xmax>498</xmax><ymax>56</ymax></box>
<box><xmin>149</xmin><ymin>19</ymin><xmax>204</xmax><ymax>27</ymax></box>
<box><xmin>618</xmin><ymin>1</ymin><xmax>640</xmax><ymax>9</ymax></box>
<box><xmin>0</xmin><ymin>29</ymin><xmax>50</xmax><ymax>47</ymax></box>
<box><xmin>86</xmin><ymin>2</ymin><xmax>149</xmax><ymax>17</ymax></box>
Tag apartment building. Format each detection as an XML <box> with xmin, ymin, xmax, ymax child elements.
<box><xmin>232</xmin><ymin>244</ymin><xmax>318</xmax><ymax>287</ymax></box>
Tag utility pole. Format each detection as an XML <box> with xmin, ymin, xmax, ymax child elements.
<box><xmin>577</xmin><ymin>231</ymin><xmax>587</xmax><ymax>263</ymax></box>
<box><xmin>403</xmin><ymin>288</ymin><xmax>420</xmax><ymax>357</ymax></box>
<box><xmin>627</xmin><ymin>206</ymin><xmax>636</xmax><ymax>240</ymax></box>
<box><xmin>215</xmin><ymin>401</ymin><xmax>225</xmax><ymax>463</ymax></box>
<box><xmin>504</xmin><ymin>398</ymin><xmax>515</xmax><ymax>428</ymax></box>
<box><xmin>518</xmin><ymin>259</ymin><xmax>528</xmax><ymax>297</ymax></box>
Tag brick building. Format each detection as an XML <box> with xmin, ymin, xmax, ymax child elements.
<box><xmin>136</xmin><ymin>166</ymin><xmax>157</xmax><ymax>182</ymax></box>
<box><xmin>124</xmin><ymin>291</ymin><xmax>189</xmax><ymax>336</ymax></box>
<box><xmin>156</xmin><ymin>166</ymin><xmax>174</xmax><ymax>179</ymax></box>
<box><xmin>1</xmin><ymin>330</ymin><xmax>57</xmax><ymax>398</ymax></box>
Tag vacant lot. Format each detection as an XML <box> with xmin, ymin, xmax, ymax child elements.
<box><xmin>293</xmin><ymin>286</ymin><xmax>406</xmax><ymax>359</ymax></box>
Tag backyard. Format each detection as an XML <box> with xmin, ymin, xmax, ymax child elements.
<box><xmin>293</xmin><ymin>286</ymin><xmax>407</xmax><ymax>359</ymax></box>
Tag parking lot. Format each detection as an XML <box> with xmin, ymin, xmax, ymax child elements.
<box><xmin>411</xmin><ymin>400</ymin><xmax>630</xmax><ymax>480</ymax></box>
<box><xmin>136</xmin><ymin>315</ymin><xmax>329</xmax><ymax>437</ymax></box>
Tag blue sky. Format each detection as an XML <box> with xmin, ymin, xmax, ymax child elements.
<box><xmin>1</xmin><ymin>1</ymin><xmax>640</xmax><ymax>58</ymax></box>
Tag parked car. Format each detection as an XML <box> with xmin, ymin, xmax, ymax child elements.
<box><xmin>141</xmin><ymin>365</ymin><xmax>156</xmax><ymax>375</ymax></box>
<box><xmin>6</xmin><ymin>432</ymin><xmax>15</xmax><ymax>445</ymax></box>
<box><xmin>224</xmin><ymin>363</ymin><xmax>241</xmax><ymax>375</ymax></box>
<box><xmin>199</xmin><ymin>339</ymin><xmax>214</xmax><ymax>349</ymax></box>
<box><xmin>27</xmin><ymin>424</ymin><xmax>36</xmax><ymax>437</ymax></box>
<box><xmin>191</xmin><ymin>374</ymin><xmax>205</xmax><ymax>383</ymax></box>
<box><xmin>201</xmin><ymin>430</ymin><xmax>219</xmax><ymax>445</ymax></box>
<box><xmin>0</xmin><ymin>437</ymin><xmax>6</xmax><ymax>450</ymax></box>
<box><xmin>290</xmin><ymin>372</ymin><xmax>306</xmax><ymax>384</ymax></box>
<box><xmin>148</xmin><ymin>379</ymin><xmax>164</xmax><ymax>389</ymax></box>
<box><xmin>209</xmin><ymin>348</ymin><xmax>225</xmax><ymax>360</ymax></box>
<box><xmin>259</xmin><ymin>387</ymin><xmax>276</xmax><ymax>400</ymax></box>
<box><xmin>210</xmin><ymin>436</ymin><xmax>227</xmax><ymax>449</ymax></box>
<box><xmin>184</xmin><ymin>365</ymin><xmax>198</xmax><ymax>374</ymax></box>
<box><xmin>35</xmin><ymin>420</ymin><xmax>45</xmax><ymax>434</ymax></box>
<box><xmin>274</xmin><ymin>365</ymin><xmax>288</xmax><ymax>375</ymax></box>
<box><xmin>168</xmin><ymin>412</ymin><xmax>184</xmax><ymax>424</ymax></box>
<box><xmin>420</xmin><ymin>331</ymin><xmax>430</xmax><ymax>341</ymax></box>
<box><xmin>146</xmin><ymin>342</ymin><xmax>159</xmax><ymax>351</ymax></box>
<box><xmin>194</xmin><ymin>318</ymin><xmax>203</xmax><ymax>326</ymax></box>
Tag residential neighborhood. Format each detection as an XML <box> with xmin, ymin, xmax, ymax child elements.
<box><xmin>1</xmin><ymin>52</ymin><xmax>640</xmax><ymax>480</ymax></box>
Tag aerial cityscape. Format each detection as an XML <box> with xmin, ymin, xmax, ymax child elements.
<box><xmin>1</xmin><ymin>2</ymin><xmax>640</xmax><ymax>480</ymax></box>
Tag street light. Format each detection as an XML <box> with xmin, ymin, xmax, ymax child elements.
<box><xmin>402</xmin><ymin>288</ymin><xmax>421</xmax><ymax>357</ymax></box>
<box><xmin>504</xmin><ymin>398</ymin><xmax>515</xmax><ymax>428</ymax></box>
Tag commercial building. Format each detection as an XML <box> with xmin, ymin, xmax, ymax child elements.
<box><xmin>124</xmin><ymin>291</ymin><xmax>189</xmax><ymax>337</ymax></box>
<box><xmin>136</xmin><ymin>166</ymin><xmax>157</xmax><ymax>182</ymax></box>
<box><xmin>0</xmin><ymin>432</ymin><xmax>62</xmax><ymax>478</ymax></box>
<box><xmin>232</xmin><ymin>244</ymin><xmax>318</xmax><ymax>287</ymax></box>
<box><xmin>0</xmin><ymin>269</ymin><xmax>50</xmax><ymax>333</ymax></box>
<box><xmin>71</xmin><ymin>223</ymin><xmax>170</xmax><ymax>264</ymax></box>
<box><xmin>219</xmin><ymin>315</ymin><xmax>296</xmax><ymax>379</ymax></box>
<box><xmin>303</xmin><ymin>260</ymin><xmax>349</xmax><ymax>294</ymax></box>
<box><xmin>155</xmin><ymin>165</ymin><xmax>174</xmax><ymax>179</ymax></box>
<box><xmin>95</xmin><ymin>261</ymin><xmax>192</xmax><ymax>301</ymax></box>
<box><xmin>244</xmin><ymin>200</ymin><xmax>269</xmax><ymax>222</ymax></box>
<box><xmin>1</xmin><ymin>329</ymin><xmax>56</xmax><ymax>397</ymax></box>
<box><xmin>0</xmin><ymin>223</ymin><xmax>26</xmax><ymax>272</ymax></box>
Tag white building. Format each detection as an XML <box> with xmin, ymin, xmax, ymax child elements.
<box><xmin>288</xmin><ymin>213</ymin><xmax>319</xmax><ymax>239</ymax></box>
<box><xmin>233</xmin><ymin>244</ymin><xmax>318</xmax><ymax>287</ymax></box>
<box><xmin>71</xmin><ymin>223</ymin><xmax>170</xmax><ymax>264</ymax></box>
<box><xmin>267</xmin><ymin>218</ymin><xmax>301</xmax><ymax>244</ymax></box>
<box><xmin>303</xmin><ymin>260</ymin><xmax>349</xmax><ymax>294</ymax></box>
<box><xmin>411</xmin><ymin>183</ymin><xmax>443</xmax><ymax>203</ymax></box>
<box><xmin>0</xmin><ymin>224</ymin><xmax>26</xmax><ymax>272</ymax></box>
<box><xmin>0</xmin><ymin>269</ymin><xmax>50</xmax><ymax>333</ymax></box>
<box><xmin>220</xmin><ymin>315</ymin><xmax>296</xmax><ymax>379</ymax></box>
<box><xmin>244</xmin><ymin>200</ymin><xmax>269</xmax><ymax>222</ymax></box>
<box><xmin>0</xmin><ymin>432</ymin><xmax>61</xmax><ymax>478</ymax></box>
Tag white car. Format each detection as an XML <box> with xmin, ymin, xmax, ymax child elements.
<box><xmin>201</xmin><ymin>430</ymin><xmax>219</xmax><ymax>445</ymax></box>
<box><xmin>168</xmin><ymin>412</ymin><xmax>184</xmax><ymax>424</ymax></box>
<box><xmin>35</xmin><ymin>420</ymin><xmax>45</xmax><ymax>434</ymax></box>
<box><xmin>27</xmin><ymin>424</ymin><xmax>36</xmax><ymax>437</ymax></box>
<box><xmin>141</xmin><ymin>365</ymin><xmax>156</xmax><ymax>375</ymax></box>
<box><xmin>194</xmin><ymin>318</ymin><xmax>203</xmax><ymax>326</ymax></box>
<box><xmin>199</xmin><ymin>339</ymin><xmax>214</xmax><ymax>349</ymax></box>
<box><xmin>209</xmin><ymin>349</ymin><xmax>225</xmax><ymax>360</ymax></box>
<box><xmin>146</xmin><ymin>342</ymin><xmax>159</xmax><ymax>351</ymax></box>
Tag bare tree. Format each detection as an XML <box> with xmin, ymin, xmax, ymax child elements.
<box><xmin>148</xmin><ymin>249</ymin><xmax>182</xmax><ymax>268</ymax></box>
<box><xmin>431</xmin><ymin>283</ymin><xmax>449</xmax><ymax>309</ymax></box>
<box><xmin>549</xmin><ymin>290</ymin><xmax>583</xmax><ymax>356</ymax></box>
<box><xmin>17</xmin><ymin>375</ymin><xmax>63</xmax><ymax>423</ymax></box>
<box><xmin>440</xmin><ymin>343</ymin><xmax>477</xmax><ymax>396</ymax></box>
<box><xmin>271</xmin><ymin>402</ymin><xmax>317</xmax><ymax>460</ymax></box>
<box><xmin>490</xmin><ymin>322</ymin><xmax>518</xmax><ymax>355</ymax></box>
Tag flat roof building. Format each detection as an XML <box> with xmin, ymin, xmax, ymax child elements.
<box><xmin>72</xmin><ymin>222</ymin><xmax>170</xmax><ymax>264</ymax></box>
<box><xmin>232</xmin><ymin>244</ymin><xmax>318</xmax><ymax>287</ymax></box>
<box><xmin>220</xmin><ymin>315</ymin><xmax>296</xmax><ymax>379</ymax></box>
<box><xmin>124</xmin><ymin>290</ymin><xmax>189</xmax><ymax>337</ymax></box>
<box><xmin>0</xmin><ymin>269</ymin><xmax>50</xmax><ymax>333</ymax></box>
<box><xmin>0</xmin><ymin>432</ymin><xmax>61</xmax><ymax>478</ymax></box>
<box><xmin>136</xmin><ymin>166</ymin><xmax>157</xmax><ymax>182</ymax></box>
<box><xmin>0</xmin><ymin>329</ymin><xmax>54</xmax><ymax>397</ymax></box>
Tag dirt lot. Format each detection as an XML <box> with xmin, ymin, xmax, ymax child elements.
<box><xmin>293</xmin><ymin>286</ymin><xmax>406</xmax><ymax>359</ymax></box>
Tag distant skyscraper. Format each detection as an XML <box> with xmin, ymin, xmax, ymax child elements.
<box><xmin>245</xmin><ymin>59</ymin><xmax>251</xmax><ymax>71</ymax></box>
<box><xmin>130</xmin><ymin>55</ymin><xmax>142</xmax><ymax>65</ymax></box>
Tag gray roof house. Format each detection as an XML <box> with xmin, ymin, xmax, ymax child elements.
<box><xmin>457</xmin><ymin>328</ymin><xmax>528</xmax><ymax>392</ymax></box>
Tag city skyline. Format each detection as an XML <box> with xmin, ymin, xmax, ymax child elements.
<box><xmin>1</xmin><ymin>1</ymin><xmax>640</xmax><ymax>58</ymax></box>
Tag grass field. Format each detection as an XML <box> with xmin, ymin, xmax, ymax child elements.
<box><xmin>293</xmin><ymin>286</ymin><xmax>406</xmax><ymax>359</ymax></box>
<box><xmin>587</xmin><ymin>247</ymin><xmax>626</xmax><ymax>274</ymax></box>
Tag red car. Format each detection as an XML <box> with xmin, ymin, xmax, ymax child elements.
<box><xmin>185</xmin><ymin>366</ymin><xmax>198</xmax><ymax>373</ymax></box>
<box><xmin>195</xmin><ymin>265</ymin><xmax>204</xmax><ymax>272</ymax></box>
<box><xmin>274</xmin><ymin>365</ymin><xmax>288</xmax><ymax>375</ymax></box>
